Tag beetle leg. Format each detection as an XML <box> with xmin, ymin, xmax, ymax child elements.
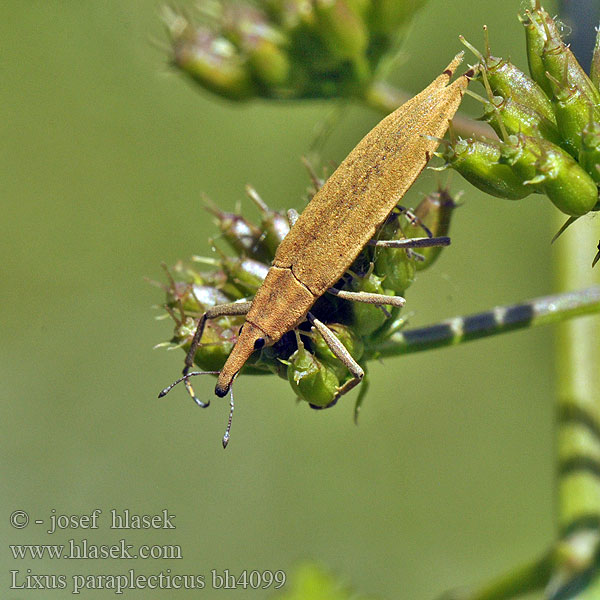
<box><xmin>327</xmin><ymin>286</ymin><xmax>405</xmax><ymax>308</ymax></box>
<box><xmin>593</xmin><ymin>241</ymin><xmax>600</xmax><ymax>268</ymax></box>
<box><xmin>307</xmin><ymin>313</ymin><xmax>364</xmax><ymax>400</ymax></box>
<box><xmin>368</xmin><ymin>235</ymin><xmax>450</xmax><ymax>249</ymax></box>
<box><xmin>353</xmin><ymin>371</ymin><xmax>369</xmax><ymax>424</ymax></box>
<box><xmin>287</xmin><ymin>208</ymin><xmax>299</xmax><ymax>227</ymax></box>
<box><xmin>181</xmin><ymin>301</ymin><xmax>252</xmax><ymax>407</ymax></box>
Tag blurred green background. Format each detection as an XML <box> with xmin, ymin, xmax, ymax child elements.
<box><xmin>2</xmin><ymin>0</ymin><xmax>581</xmax><ymax>598</ymax></box>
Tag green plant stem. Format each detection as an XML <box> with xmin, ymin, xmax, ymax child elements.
<box><xmin>373</xmin><ymin>286</ymin><xmax>600</xmax><ymax>358</ymax></box>
<box><xmin>363</xmin><ymin>80</ymin><xmax>494</xmax><ymax>139</ymax></box>
<box><xmin>554</xmin><ymin>218</ymin><xmax>600</xmax><ymax>537</ymax></box>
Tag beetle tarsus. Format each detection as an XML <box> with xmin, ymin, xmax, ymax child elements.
<box><xmin>309</xmin><ymin>397</ymin><xmax>339</xmax><ymax>410</ymax></box>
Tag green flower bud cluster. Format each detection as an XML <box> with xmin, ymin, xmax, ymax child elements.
<box><xmin>439</xmin><ymin>2</ymin><xmax>600</xmax><ymax>221</ymax></box>
<box><xmin>158</xmin><ymin>180</ymin><xmax>457</xmax><ymax>410</ymax></box>
<box><xmin>163</xmin><ymin>0</ymin><xmax>427</xmax><ymax>101</ymax></box>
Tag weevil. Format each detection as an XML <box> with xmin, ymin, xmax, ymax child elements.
<box><xmin>160</xmin><ymin>54</ymin><xmax>473</xmax><ymax>446</ymax></box>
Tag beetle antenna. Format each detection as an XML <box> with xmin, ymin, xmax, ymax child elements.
<box><xmin>184</xmin><ymin>371</ymin><xmax>211</xmax><ymax>408</ymax></box>
<box><xmin>158</xmin><ymin>370</ymin><xmax>219</xmax><ymax>405</ymax></box>
<box><xmin>222</xmin><ymin>385</ymin><xmax>235</xmax><ymax>448</ymax></box>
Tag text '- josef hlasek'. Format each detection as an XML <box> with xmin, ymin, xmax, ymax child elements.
<box><xmin>10</xmin><ymin>509</ymin><xmax>176</xmax><ymax>534</ymax></box>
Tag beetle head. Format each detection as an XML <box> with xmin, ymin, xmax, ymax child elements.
<box><xmin>215</xmin><ymin>321</ymin><xmax>271</xmax><ymax>397</ymax></box>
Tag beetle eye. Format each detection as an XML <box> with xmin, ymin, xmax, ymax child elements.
<box><xmin>254</xmin><ymin>337</ymin><xmax>266</xmax><ymax>350</ymax></box>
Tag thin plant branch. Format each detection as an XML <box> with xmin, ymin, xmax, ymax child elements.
<box><xmin>439</xmin><ymin>552</ymin><xmax>553</xmax><ymax>600</ymax></box>
<box><xmin>374</xmin><ymin>286</ymin><xmax>600</xmax><ymax>358</ymax></box>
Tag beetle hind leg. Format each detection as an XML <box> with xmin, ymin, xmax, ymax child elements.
<box><xmin>307</xmin><ymin>313</ymin><xmax>365</xmax><ymax>406</ymax></box>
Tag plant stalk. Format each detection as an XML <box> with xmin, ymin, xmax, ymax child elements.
<box><xmin>553</xmin><ymin>217</ymin><xmax>600</xmax><ymax>538</ymax></box>
<box><xmin>373</xmin><ymin>286</ymin><xmax>600</xmax><ymax>358</ymax></box>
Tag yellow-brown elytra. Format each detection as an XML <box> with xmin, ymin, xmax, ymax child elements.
<box><xmin>159</xmin><ymin>54</ymin><xmax>473</xmax><ymax>447</ymax></box>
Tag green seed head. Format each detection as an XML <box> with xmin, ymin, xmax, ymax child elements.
<box><xmin>164</xmin><ymin>0</ymin><xmax>427</xmax><ymax>102</ymax></box>
<box><xmin>287</xmin><ymin>336</ymin><xmax>339</xmax><ymax>407</ymax></box>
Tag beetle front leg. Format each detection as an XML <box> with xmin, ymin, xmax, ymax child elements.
<box><xmin>307</xmin><ymin>313</ymin><xmax>364</xmax><ymax>402</ymax></box>
<box><xmin>182</xmin><ymin>301</ymin><xmax>252</xmax><ymax>407</ymax></box>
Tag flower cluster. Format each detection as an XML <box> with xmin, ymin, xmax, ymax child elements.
<box><xmin>163</xmin><ymin>0</ymin><xmax>427</xmax><ymax>101</ymax></box>
<box><xmin>158</xmin><ymin>175</ymin><xmax>457</xmax><ymax>412</ymax></box>
<box><xmin>437</xmin><ymin>1</ymin><xmax>600</xmax><ymax>230</ymax></box>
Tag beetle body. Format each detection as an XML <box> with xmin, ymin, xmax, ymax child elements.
<box><xmin>215</xmin><ymin>54</ymin><xmax>471</xmax><ymax>395</ymax></box>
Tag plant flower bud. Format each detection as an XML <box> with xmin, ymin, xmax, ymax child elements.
<box><xmin>547</xmin><ymin>74</ymin><xmax>598</xmax><ymax>157</ymax></box>
<box><xmin>533</xmin><ymin>142</ymin><xmax>599</xmax><ymax>216</ymax></box>
<box><xmin>221</xmin><ymin>3</ymin><xmax>291</xmax><ymax>87</ymax></box>
<box><xmin>346</xmin><ymin>269</ymin><xmax>389</xmax><ymax>336</ymax></box>
<box><xmin>440</xmin><ymin>137</ymin><xmax>532</xmax><ymax>200</ymax></box>
<box><xmin>461</xmin><ymin>32</ymin><xmax>555</xmax><ymax>123</ymax></box>
<box><xmin>498</xmin><ymin>134</ymin><xmax>541</xmax><ymax>189</ymax></box>
<box><xmin>175</xmin><ymin>316</ymin><xmax>237</xmax><ymax>372</ymax></box>
<box><xmin>207</xmin><ymin>203</ymin><xmax>273</xmax><ymax>263</ymax></box>
<box><xmin>165</xmin><ymin>13</ymin><xmax>256</xmax><ymax>100</ymax></box>
<box><xmin>522</xmin><ymin>3</ymin><xmax>600</xmax><ymax>106</ymax></box>
<box><xmin>373</xmin><ymin>215</ymin><xmax>417</xmax><ymax>290</ymax></box>
<box><xmin>218</xmin><ymin>256</ymin><xmax>270</xmax><ymax>296</ymax></box>
<box><xmin>167</xmin><ymin>282</ymin><xmax>232</xmax><ymax>315</ymax></box>
<box><xmin>246</xmin><ymin>186</ymin><xmax>291</xmax><ymax>256</ymax></box>
<box><xmin>404</xmin><ymin>188</ymin><xmax>460</xmax><ymax>271</ymax></box>
<box><xmin>592</xmin><ymin>26</ymin><xmax>600</xmax><ymax>90</ymax></box>
<box><xmin>477</xmin><ymin>93</ymin><xmax>561</xmax><ymax>146</ymax></box>
<box><xmin>580</xmin><ymin>119</ymin><xmax>600</xmax><ymax>183</ymax></box>
<box><xmin>314</xmin><ymin>0</ymin><xmax>368</xmax><ymax>61</ymax></box>
<box><xmin>312</xmin><ymin>323</ymin><xmax>364</xmax><ymax>381</ymax></box>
